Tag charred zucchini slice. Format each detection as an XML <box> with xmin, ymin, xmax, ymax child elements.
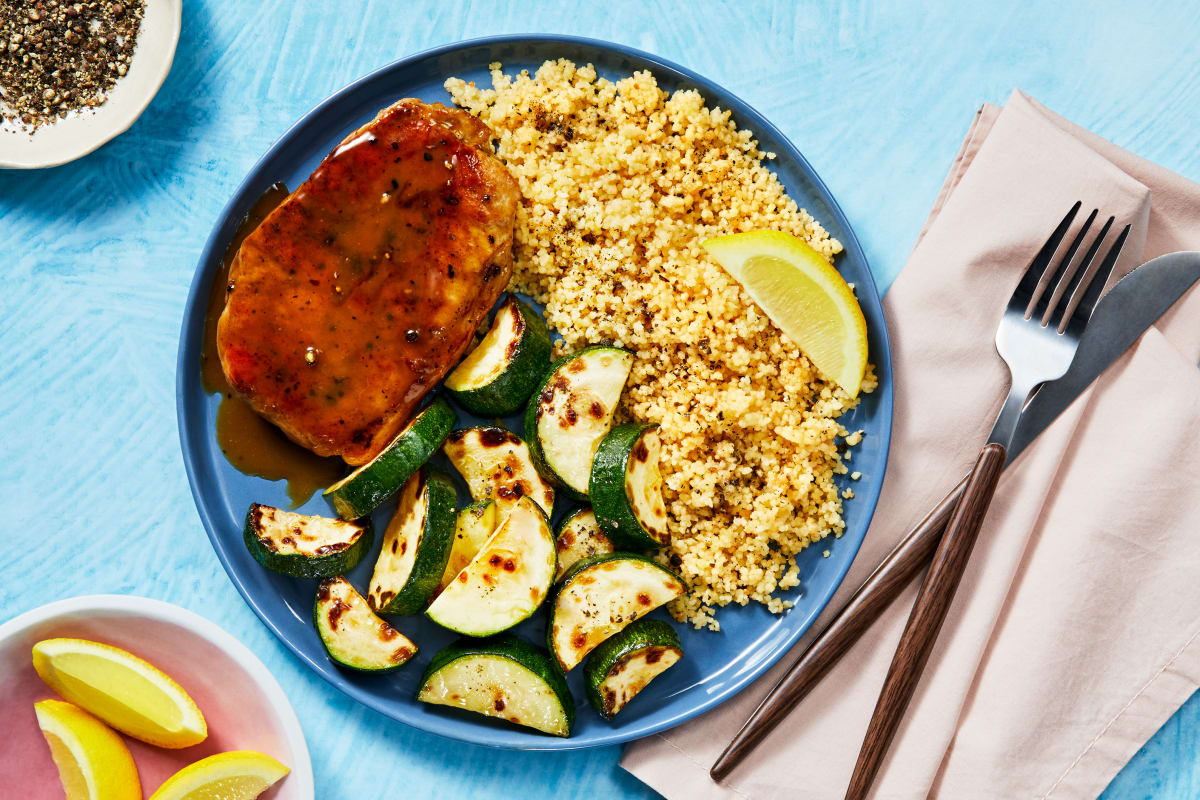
<box><xmin>583</xmin><ymin>618</ymin><xmax>682</xmax><ymax>719</ymax></box>
<box><xmin>417</xmin><ymin>635</ymin><xmax>573</xmax><ymax>737</ymax></box>
<box><xmin>548</xmin><ymin>552</ymin><xmax>684</xmax><ymax>672</ymax></box>
<box><xmin>367</xmin><ymin>469</ymin><xmax>457</xmax><ymax>615</ymax></box>
<box><xmin>437</xmin><ymin>502</ymin><xmax>498</xmax><ymax>593</ymax></box>
<box><xmin>324</xmin><ymin>398</ymin><xmax>457</xmax><ymax>520</ymax></box>
<box><xmin>315</xmin><ymin>576</ymin><xmax>416</xmax><ymax>673</ymax></box>
<box><xmin>590</xmin><ymin>423</ymin><xmax>670</xmax><ymax>549</ymax></box>
<box><xmin>243</xmin><ymin>504</ymin><xmax>372</xmax><ymax>578</ymax></box>
<box><xmin>426</xmin><ymin>496</ymin><xmax>556</xmax><ymax>637</ymax></box>
<box><xmin>444</xmin><ymin>296</ymin><xmax>552</xmax><ymax>416</ymax></box>
<box><xmin>554</xmin><ymin>508</ymin><xmax>614</xmax><ymax>581</ymax></box>
<box><xmin>443</xmin><ymin>426</ymin><xmax>555</xmax><ymax>515</ymax></box>
<box><xmin>524</xmin><ymin>346</ymin><xmax>633</xmax><ymax>499</ymax></box>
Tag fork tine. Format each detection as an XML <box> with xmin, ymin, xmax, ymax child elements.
<box><xmin>1009</xmin><ymin>201</ymin><xmax>1081</xmax><ymax>311</ymax></box>
<box><xmin>1061</xmin><ymin>222</ymin><xmax>1130</xmax><ymax>331</ymax></box>
<box><xmin>1030</xmin><ymin>208</ymin><xmax>1097</xmax><ymax>322</ymax></box>
<box><xmin>1049</xmin><ymin>214</ymin><xmax>1112</xmax><ymax>325</ymax></box>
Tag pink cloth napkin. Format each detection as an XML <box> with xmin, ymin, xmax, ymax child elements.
<box><xmin>622</xmin><ymin>91</ymin><xmax>1200</xmax><ymax>799</ymax></box>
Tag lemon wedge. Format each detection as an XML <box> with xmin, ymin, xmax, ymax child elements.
<box><xmin>148</xmin><ymin>751</ymin><xmax>290</xmax><ymax>800</ymax></box>
<box><xmin>34</xmin><ymin>699</ymin><xmax>141</xmax><ymax>800</ymax></box>
<box><xmin>702</xmin><ymin>230</ymin><xmax>869</xmax><ymax>397</ymax></box>
<box><xmin>32</xmin><ymin>638</ymin><xmax>207</xmax><ymax>749</ymax></box>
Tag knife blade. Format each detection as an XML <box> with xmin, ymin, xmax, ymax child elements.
<box><xmin>1007</xmin><ymin>250</ymin><xmax>1200</xmax><ymax>462</ymax></box>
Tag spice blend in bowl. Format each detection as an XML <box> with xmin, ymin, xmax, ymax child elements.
<box><xmin>0</xmin><ymin>0</ymin><xmax>145</xmax><ymax>130</ymax></box>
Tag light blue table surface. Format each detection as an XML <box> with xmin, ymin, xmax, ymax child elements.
<box><xmin>2</xmin><ymin>1</ymin><xmax>1197</xmax><ymax>797</ymax></box>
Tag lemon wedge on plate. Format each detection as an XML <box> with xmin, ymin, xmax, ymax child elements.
<box><xmin>34</xmin><ymin>699</ymin><xmax>141</xmax><ymax>800</ymax></box>
<box><xmin>149</xmin><ymin>751</ymin><xmax>290</xmax><ymax>800</ymax></box>
<box><xmin>32</xmin><ymin>637</ymin><xmax>207</xmax><ymax>749</ymax></box>
<box><xmin>702</xmin><ymin>230</ymin><xmax>869</xmax><ymax>397</ymax></box>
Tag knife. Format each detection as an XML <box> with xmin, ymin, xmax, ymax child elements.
<box><xmin>1007</xmin><ymin>250</ymin><xmax>1200</xmax><ymax>460</ymax></box>
<box><xmin>710</xmin><ymin>250</ymin><xmax>1200</xmax><ymax>783</ymax></box>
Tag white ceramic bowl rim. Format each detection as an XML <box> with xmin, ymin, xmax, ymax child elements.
<box><xmin>0</xmin><ymin>594</ymin><xmax>314</xmax><ymax>797</ymax></box>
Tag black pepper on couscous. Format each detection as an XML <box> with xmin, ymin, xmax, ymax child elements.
<box><xmin>447</xmin><ymin>60</ymin><xmax>875</xmax><ymax>630</ymax></box>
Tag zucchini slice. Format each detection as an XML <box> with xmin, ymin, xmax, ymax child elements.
<box><xmin>324</xmin><ymin>398</ymin><xmax>457</xmax><ymax>520</ymax></box>
<box><xmin>548</xmin><ymin>552</ymin><xmax>685</xmax><ymax>672</ymax></box>
<box><xmin>444</xmin><ymin>296</ymin><xmax>552</xmax><ymax>416</ymax></box>
<box><xmin>443</xmin><ymin>426</ymin><xmax>555</xmax><ymax>515</ymax></box>
<box><xmin>417</xmin><ymin>635</ymin><xmax>574</xmax><ymax>737</ymax></box>
<box><xmin>426</xmin><ymin>496</ymin><xmax>556</xmax><ymax>637</ymax></box>
<box><xmin>367</xmin><ymin>469</ymin><xmax>457</xmax><ymax>615</ymax></box>
<box><xmin>437</xmin><ymin>502</ymin><xmax>498</xmax><ymax>593</ymax></box>
<box><xmin>555</xmin><ymin>508</ymin><xmax>614</xmax><ymax>582</ymax></box>
<box><xmin>583</xmin><ymin>618</ymin><xmax>682</xmax><ymax>720</ymax></box>
<box><xmin>315</xmin><ymin>576</ymin><xmax>417</xmax><ymax>673</ymax></box>
<box><xmin>524</xmin><ymin>346</ymin><xmax>634</xmax><ymax>499</ymax></box>
<box><xmin>243</xmin><ymin>504</ymin><xmax>372</xmax><ymax>578</ymax></box>
<box><xmin>590</xmin><ymin>423</ymin><xmax>670</xmax><ymax>549</ymax></box>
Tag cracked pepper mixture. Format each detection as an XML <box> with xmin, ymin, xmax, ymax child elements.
<box><xmin>0</xmin><ymin>0</ymin><xmax>144</xmax><ymax>130</ymax></box>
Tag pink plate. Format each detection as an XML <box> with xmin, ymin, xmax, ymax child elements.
<box><xmin>0</xmin><ymin>595</ymin><xmax>313</xmax><ymax>799</ymax></box>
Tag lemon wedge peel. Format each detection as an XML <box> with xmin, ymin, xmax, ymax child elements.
<box><xmin>34</xmin><ymin>699</ymin><xmax>142</xmax><ymax>800</ymax></box>
<box><xmin>702</xmin><ymin>230</ymin><xmax>869</xmax><ymax>398</ymax></box>
<box><xmin>32</xmin><ymin>637</ymin><xmax>208</xmax><ymax>749</ymax></box>
<box><xmin>148</xmin><ymin>751</ymin><xmax>290</xmax><ymax>800</ymax></box>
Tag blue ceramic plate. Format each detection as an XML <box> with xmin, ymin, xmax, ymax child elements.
<box><xmin>177</xmin><ymin>35</ymin><xmax>893</xmax><ymax>750</ymax></box>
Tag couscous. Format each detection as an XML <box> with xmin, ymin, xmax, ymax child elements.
<box><xmin>446</xmin><ymin>60</ymin><xmax>874</xmax><ymax>629</ymax></box>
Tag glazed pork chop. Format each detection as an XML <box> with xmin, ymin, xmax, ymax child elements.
<box><xmin>217</xmin><ymin>100</ymin><xmax>520</xmax><ymax>465</ymax></box>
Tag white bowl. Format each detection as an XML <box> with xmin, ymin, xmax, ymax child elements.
<box><xmin>0</xmin><ymin>0</ymin><xmax>181</xmax><ymax>168</ymax></box>
<box><xmin>0</xmin><ymin>594</ymin><xmax>314</xmax><ymax>799</ymax></box>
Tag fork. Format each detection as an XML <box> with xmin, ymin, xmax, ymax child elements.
<box><xmin>711</xmin><ymin>205</ymin><xmax>1131</xmax><ymax>785</ymax></box>
<box><xmin>843</xmin><ymin>203</ymin><xmax>1130</xmax><ymax>799</ymax></box>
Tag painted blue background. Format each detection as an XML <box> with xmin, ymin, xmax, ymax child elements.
<box><xmin>2</xmin><ymin>1</ymin><xmax>1196</xmax><ymax>797</ymax></box>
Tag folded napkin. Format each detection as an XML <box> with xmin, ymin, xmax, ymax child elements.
<box><xmin>622</xmin><ymin>91</ymin><xmax>1200</xmax><ymax>799</ymax></box>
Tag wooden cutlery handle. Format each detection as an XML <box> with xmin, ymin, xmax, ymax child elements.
<box><xmin>845</xmin><ymin>443</ymin><xmax>1006</xmax><ymax>800</ymax></box>
<box><xmin>710</xmin><ymin>475</ymin><xmax>969</xmax><ymax>782</ymax></box>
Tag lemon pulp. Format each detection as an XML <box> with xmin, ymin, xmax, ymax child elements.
<box><xmin>702</xmin><ymin>230</ymin><xmax>869</xmax><ymax>397</ymax></box>
<box><xmin>167</xmin><ymin>775</ymin><xmax>272</xmax><ymax>800</ymax></box>
<box><xmin>43</xmin><ymin>731</ymin><xmax>91</xmax><ymax>799</ymax></box>
<box><xmin>51</xmin><ymin>651</ymin><xmax>186</xmax><ymax>730</ymax></box>
<box><xmin>34</xmin><ymin>699</ymin><xmax>142</xmax><ymax>800</ymax></box>
<box><xmin>148</xmin><ymin>751</ymin><xmax>290</xmax><ymax>800</ymax></box>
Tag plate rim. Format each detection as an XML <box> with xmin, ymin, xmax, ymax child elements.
<box><xmin>176</xmin><ymin>32</ymin><xmax>894</xmax><ymax>751</ymax></box>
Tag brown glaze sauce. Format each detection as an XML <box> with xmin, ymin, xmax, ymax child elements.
<box><xmin>217</xmin><ymin>103</ymin><xmax>515</xmax><ymax>464</ymax></box>
<box><xmin>200</xmin><ymin>183</ymin><xmax>344</xmax><ymax>506</ymax></box>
